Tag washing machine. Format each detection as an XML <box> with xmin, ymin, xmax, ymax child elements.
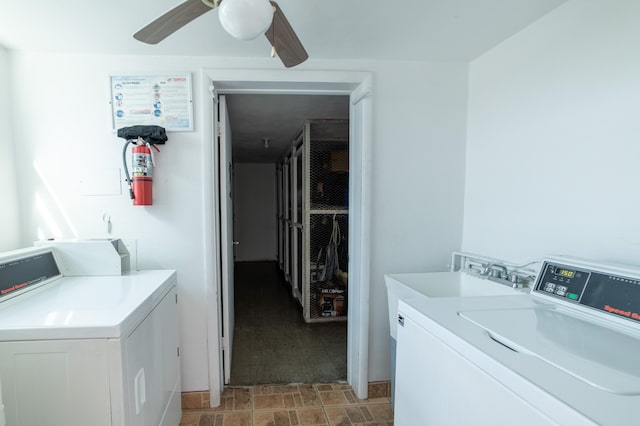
<box><xmin>0</xmin><ymin>243</ymin><xmax>181</xmax><ymax>426</ymax></box>
<box><xmin>394</xmin><ymin>256</ymin><xmax>640</xmax><ymax>425</ymax></box>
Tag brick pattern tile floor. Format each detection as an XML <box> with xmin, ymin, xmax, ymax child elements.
<box><xmin>180</xmin><ymin>383</ymin><xmax>393</xmax><ymax>426</ymax></box>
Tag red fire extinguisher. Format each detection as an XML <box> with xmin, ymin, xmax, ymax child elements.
<box><xmin>117</xmin><ymin>126</ymin><xmax>167</xmax><ymax>206</ymax></box>
<box><xmin>123</xmin><ymin>137</ymin><xmax>160</xmax><ymax>206</ymax></box>
<box><xmin>131</xmin><ymin>142</ymin><xmax>154</xmax><ymax>205</ymax></box>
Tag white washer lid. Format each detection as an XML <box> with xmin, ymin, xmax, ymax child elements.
<box><xmin>0</xmin><ymin>270</ymin><xmax>176</xmax><ymax>341</ymax></box>
<box><xmin>460</xmin><ymin>307</ymin><xmax>640</xmax><ymax>395</ymax></box>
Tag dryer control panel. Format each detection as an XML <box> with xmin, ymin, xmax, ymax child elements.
<box><xmin>535</xmin><ymin>260</ymin><xmax>640</xmax><ymax>323</ymax></box>
<box><xmin>0</xmin><ymin>250</ymin><xmax>61</xmax><ymax>302</ymax></box>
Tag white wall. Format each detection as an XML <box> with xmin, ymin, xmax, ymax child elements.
<box><xmin>463</xmin><ymin>0</ymin><xmax>640</xmax><ymax>266</ymax></box>
<box><xmin>7</xmin><ymin>52</ymin><xmax>468</xmax><ymax>390</ymax></box>
<box><xmin>0</xmin><ymin>46</ymin><xmax>20</xmax><ymax>251</ymax></box>
<box><xmin>9</xmin><ymin>52</ymin><xmax>213</xmax><ymax>391</ymax></box>
<box><xmin>366</xmin><ymin>61</ymin><xmax>468</xmax><ymax>380</ymax></box>
<box><xmin>233</xmin><ymin>163</ymin><xmax>277</xmax><ymax>262</ymax></box>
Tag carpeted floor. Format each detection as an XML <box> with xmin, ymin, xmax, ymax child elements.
<box><xmin>230</xmin><ymin>261</ymin><xmax>347</xmax><ymax>385</ymax></box>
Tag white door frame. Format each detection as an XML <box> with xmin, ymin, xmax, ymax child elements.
<box><xmin>201</xmin><ymin>68</ymin><xmax>373</xmax><ymax>405</ymax></box>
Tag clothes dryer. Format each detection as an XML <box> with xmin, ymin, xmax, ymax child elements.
<box><xmin>0</xmin><ymin>246</ymin><xmax>181</xmax><ymax>426</ymax></box>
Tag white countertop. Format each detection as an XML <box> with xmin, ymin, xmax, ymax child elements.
<box><xmin>399</xmin><ymin>294</ymin><xmax>640</xmax><ymax>426</ymax></box>
<box><xmin>0</xmin><ymin>270</ymin><xmax>176</xmax><ymax>341</ymax></box>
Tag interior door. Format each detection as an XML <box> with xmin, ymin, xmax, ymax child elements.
<box><xmin>218</xmin><ymin>94</ymin><xmax>235</xmax><ymax>384</ymax></box>
<box><xmin>283</xmin><ymin>160</ymin><xmax>290</xmax><ymax>282</ymax></box>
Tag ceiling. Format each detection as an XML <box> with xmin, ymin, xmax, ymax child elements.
<box><xmin>226</xmin><ymin>94</ymin><xmax>349</xmax><ymax>163</ymax></box>
<box><xmin>0</xmin><ymin>0</ymin><xmax>565</xmax><ymax>61</ymax></box>
<box><xmin>0</xmin><ymin>0</ymin><xmax>566</xmax><ymax>163</ymax></box>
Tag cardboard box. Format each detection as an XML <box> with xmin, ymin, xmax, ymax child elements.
<box><xmin>317</xmin><ymin>283</ymin><xmax>347</xmax><ymax>317</ymax></box>
<box><xmin>319</xmin><ymin>291</ymin><xmax>346</xmax><ymax>317</ymax></box>
<box><xmin>331</xmin><ymin>150</ymin><xmax>349</xmax><ymax>172</ymax></box>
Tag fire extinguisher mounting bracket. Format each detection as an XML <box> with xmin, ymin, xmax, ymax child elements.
<box><xmin>116</xmin><ymin>125</ymin><xmax>168</xmax><ymax>145</ymax></box>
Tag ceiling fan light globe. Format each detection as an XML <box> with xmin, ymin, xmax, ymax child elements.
<box><xmin>218</xmin><ymin>0</ymin><xmax>274</xmax><ymax>40</ymax></box>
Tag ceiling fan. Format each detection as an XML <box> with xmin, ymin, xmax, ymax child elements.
<box><xmin>133</xmin><ymin>0</ymin><xmax>308</xmax><ymax>68</ymax></box>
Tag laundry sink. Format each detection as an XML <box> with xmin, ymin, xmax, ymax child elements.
<box><xmin>384</xmin><ymin>270</ymin><xmax>529</xmax><ymax>407</ymax></box>
<box><xmin>385</xmin><ymin>271</ymin><xmax>527</xmax><ymax>340</ymax></box>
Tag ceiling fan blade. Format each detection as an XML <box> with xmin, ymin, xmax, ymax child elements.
<box><xmin>265</xmin><ymin>1</ymin><xmax>308</xmax><ymax>68</ymax></box>
<box><xmin>134</xmin><ymin>0</ymin><xmax>217</xmax><ymax>44</ymax></box>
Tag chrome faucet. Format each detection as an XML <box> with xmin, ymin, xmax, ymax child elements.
<box><xmin>478</xmin><ymin>261</ymin><xmax>532</xmax><ymax>290</ymax></box>
<box><xmin>486</xmin><ymin>263</ymin><xmax>508</xmax><ymax>279</ymax></box>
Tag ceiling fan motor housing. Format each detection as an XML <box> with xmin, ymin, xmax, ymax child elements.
<box><xmin>218</xmin><ymin>0</ymin><xmax>274</xmax><ymax>40</ymax></box>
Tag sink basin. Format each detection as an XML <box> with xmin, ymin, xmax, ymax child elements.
<box><xmin>385</xmin><ymin>271</ymin><xmax>526</xmax><ymax>340</ymax></box>
<box><xmin>384</xmin><ymin>269</ymin><xmax>530</xmax><ymax>407</ymax></box>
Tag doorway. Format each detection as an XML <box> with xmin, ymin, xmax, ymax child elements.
<box><xmin>202</xmin><ymin>68</ymin><xmax>372</xmax><ymax>406</ymax></box>
<box><xmin>226</xmin><ymin>94</ymin><xmax>350</xmax><ymax>385</ymax></box>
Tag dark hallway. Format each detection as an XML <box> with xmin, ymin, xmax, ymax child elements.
<box><xmin>230</xmin><ymin>261</ymin><xmax>347</xmax><ymax>385</ymax></box>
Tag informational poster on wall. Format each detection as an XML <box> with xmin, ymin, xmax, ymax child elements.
<box><xmin>110</xmin><ymin>73</ymin><xmax>193</xmax><ymax>131</ymax></box>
